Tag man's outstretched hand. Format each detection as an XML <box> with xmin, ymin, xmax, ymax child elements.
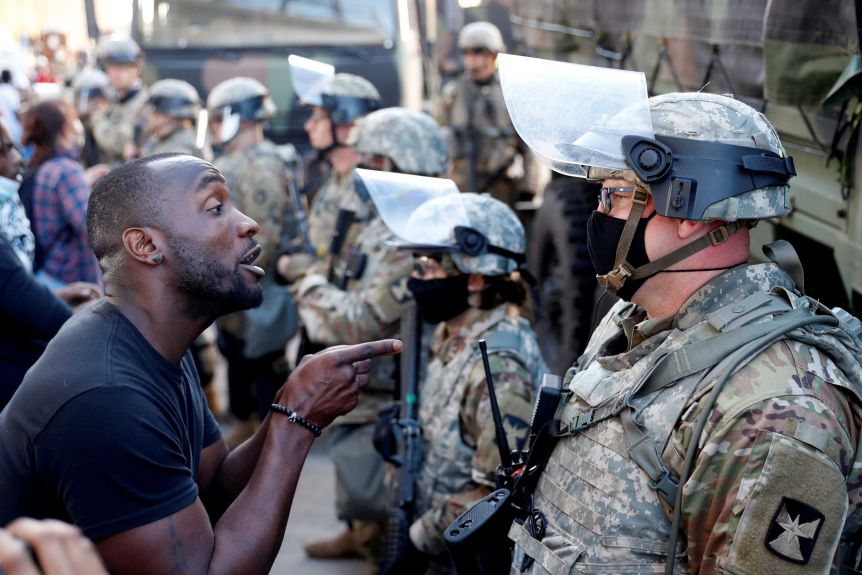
<box><xmin>280</xmin><ymin>340</ymin><xmax>403</xmax><ymax>429</ymax></box>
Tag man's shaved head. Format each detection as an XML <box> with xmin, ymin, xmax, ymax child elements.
<box><xmin>87</xmin><ymin>153</ymin><xmax>186</xmax><ymax>277</ymax></box>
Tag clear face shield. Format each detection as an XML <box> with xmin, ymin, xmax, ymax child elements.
<box><xmin>288</xmin><ymin>55</ymin><xmax>335</xmax><ymax>107</ymax></box>
<box><xmin>498</xmin><ymin>53</ymin><xmax>653</xmax><ymax>179</ymax></box>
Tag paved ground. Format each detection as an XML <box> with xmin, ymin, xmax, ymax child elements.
<box><xmin>269</xmin><ymin>445</ymin><xmax>368</xmax><ymax>574</ymax></box>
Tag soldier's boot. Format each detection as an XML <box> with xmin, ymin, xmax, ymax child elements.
<box><xmin>353</xmin><ymin>520</ymin><xmax>384</xmax><ymax>574</ymax></box>
<box><xmin>303</xmin><ymin>528</ymin><xmax>362</xmax><ymax>559</ymax></box>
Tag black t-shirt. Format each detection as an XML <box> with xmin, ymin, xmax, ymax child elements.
<box><xmin>0</xmin><ymin>300</ymin><xmax>222</xmax><ymax>540</ymax></box>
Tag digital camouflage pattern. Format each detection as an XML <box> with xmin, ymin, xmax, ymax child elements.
<box><xmin>215</xmin><ymin>139</ymin><xmax>300</xmax><ymax>336</ymax></box>
<box><xmin>511</xmin><ymin>264</ymin><xmax>862</xmax><ymax>574</ymax></box>
<box><xmin>435</xmin><ymin>72</ymin><xmax>528</xmax><ymax>205</ymax></box>
<box><xmin>592</xmin><ymin>92</ymin><xmax>792</xmax><ymax>222</ymax></box>
<box><xmin>140</xmin><ymin>126</ymin><xmax>208</xmax><ymax>160</ymax></box>
<box><xmin>411</xmin><ymin>304</ymin><xmax>545</xmax><ymax>561</ymax></box>
<box><xmin>325</xmin><ymin>73</ymin><xmax>382</xmax><ymax>102</ymax></box>
<box><xmin>206</xmin><ymin>77</ymin><xmax>276</xmax><ymax>120</ymax></box>
<box><xmin>148</xmin><ymin>79</ymin><xmax>201</xmax><ymax>119</ymax></box>
<box><xmin>293</xmin><ymin>214</ymin><xmax>413</xmax><ymax>424</ymax></box>
<box><xmin>350</xmin><ymin>107</ymin><xmax>448</xmax><ymax>176</ymax></box>
<box><xmin>307</xmin><ymin>170</ymin><xmax>368</xmax><ymax>258</ymax></box>
<box><xmin>91</xmin><ymin>87</ymin><xmax>149</xmax><ymax>165</ymax></box>
<box><xmin>458</xmin><ymin>21</ymin><xmax>506</xmax><ymax>53</ymax></box>
<box><xmin>404</xmin><ymin>192</ymin><xmax>527</xmax><ymax>277</ymax></box>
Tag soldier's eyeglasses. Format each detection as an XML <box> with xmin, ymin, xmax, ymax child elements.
<box><xmin>598</xmin><ymin>187</ymin><xmax>637</xmax><ymax>213</ymax></box>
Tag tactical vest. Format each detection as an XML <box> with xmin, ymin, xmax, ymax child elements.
<box><xmin>417</xmin><ymin>312</ymin><xmax>546</xmax><ymax>521</ymax></box>
<box><xmin>509</xmin><ymin>281</ymin><xmax>862</xmax><ymax>574</ymax></box>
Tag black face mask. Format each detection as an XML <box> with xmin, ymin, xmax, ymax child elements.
<box><xmin>407</xmin><ymin>275</ymin><xmax>471</xmax><ymax>324</ymax></box>
<box><xmin>586</xmin><ymin>210</ymin><xmax>657</xmax><ymax>301</ymax></box>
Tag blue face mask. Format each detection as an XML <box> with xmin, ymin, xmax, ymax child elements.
<box><xmin>0</xmin><ymin>175</ymin><xmax>21</xmax><ymax>199</ymax></box>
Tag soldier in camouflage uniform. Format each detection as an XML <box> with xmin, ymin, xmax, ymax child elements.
<box><xmin>90</xmin><ymin>36</ymin><xmax>149</xmax><ymax>165</ymax></box>
<box><xmin>434</xmin><ymin>21</ymin><xmax>531</xmax><ymax>206</ymax></box>
<box><xmin>285</xmin><ymin>108</ymin><xmax>447</xmax><ymax>569</ymax></box>
<box><xmin>498</xmin><ymin>56</ymin><xmax>862</xmax><ymax>574</ymax></box>
<box><xmin>71</xmin><ymin>69</ymin><xmax>110</xmax><ymax>168</ymax></box>
<box><xmin>364</xmin><ymin>180</ymin><xmax>546</xmax><ymax>573</ymax></box>
<box><xmin>140</xmin><ymin>79</ymin><xmax>209</xmax><ymax>160</ymax></box>
<box><xmin>207</xmin><ymin>77</ymin><xmax>302</xmax><ymax>447</ymax></box>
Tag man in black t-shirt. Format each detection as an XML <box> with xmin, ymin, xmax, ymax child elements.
<box><xmin>0</xmin><ymin>153</ymin><xmax>402</xmax><ymax>575</ymax></box>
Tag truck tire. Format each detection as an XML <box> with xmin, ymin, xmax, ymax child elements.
<box><xmin>528</xmin><ymin>178</ymin><xmax>599</xmax><ymax>375</ymax></box>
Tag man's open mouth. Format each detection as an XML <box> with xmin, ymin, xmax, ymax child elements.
<box><xmin>238</xmin><ymin>245</ymin><xmax>265</xmax><ymax>278</ymax></box>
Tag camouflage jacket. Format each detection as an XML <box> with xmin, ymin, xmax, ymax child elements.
<box><xmin>434</xmin><ymin>73</ymin><xmax>529</xmax><ymax>201</ymax></box>
<box><xmin>411</xmin><ymin>305</ymin><xmax>546</xmax><ymax>556</ymax></box>
<box><xmin>91</xmin><ymin>86</ymin><xmax>149</xmax><ymax>165</ymax></box>
<box><xmin>307</xmin><ymin>168</ymin><xmax>368</xmax><ymax>258</ymax></box>
<box><xmin>293</xmin><ymin>214</ymin><xmax>413</xmax><ymax>424</ymax></box>
<box><xmin>511</xmin><ymin>264</ymin><xmax>862</xmax><ymax>575</ymax></box>
<box><xmin>141</xmin><ymin>126</ymin><xmax>209</xmax><ymax>160</ymax></box>
<box><xmin>215</xmin><ymin>139</ymin><xmax>300</xmax><ymax>336</ymax></box>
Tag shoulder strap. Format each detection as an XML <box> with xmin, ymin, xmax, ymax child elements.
<box><xmin>484</xmin><ymin>329</ymin><xmax>522</xmax><ymax>353</ymax></box>
<box><xmin>762</xmin><ymin>239</ymin><xmax>804</xmax><ymax>294</ymax></box>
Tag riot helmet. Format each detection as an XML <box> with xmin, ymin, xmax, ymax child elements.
<box><xmin>148</xmin><ymin>79</ymin><xmax>201</xmax><ymax>119</ymax></box>
<box><xmin>289</xmin><ymin>55</ymin><xmax>381</xmax><ymax>126</ymax></box>
<box><xmin>499</xmin><ymin>54</ymin><xmax>795</xmax><ymax>296</ymax></box>
<box><xmin>71</xmin><ymin>69</ymin><xmax>110</xmax><ymax>115</ymax></box>
<box><xmin>97</xmin><ymin>36</ymin><xmax>142</xmax><ymax>66</ymax></box>
<box><xmin>458</xmin><ymin>21</ymin><xmax>506</xmax><ymax>54</ymax></box>
<box><xmin>349</xmin><ymin>108</ymin><xmax>448</xmax><ymax>177</ymax></box>
<box><xmin>206</xmin><ymin>77</ymin><xmax>276</xmax><ymax>144</ymax></box>
<box><xmin>355</xmin><ymin>169</ymin><xmax>527</xmax><ymax>277</ymax></box>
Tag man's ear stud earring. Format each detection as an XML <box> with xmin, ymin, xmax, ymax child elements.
<box><xmin>152</xmin><ymin>254</ymin><xmax>163</xmax><ymax>264</ymax></box>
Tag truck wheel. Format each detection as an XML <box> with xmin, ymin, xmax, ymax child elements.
<box><xmin>528</xmin><ymin>178</ymin><xmax>598</xmax><ymax>375</ymax></box>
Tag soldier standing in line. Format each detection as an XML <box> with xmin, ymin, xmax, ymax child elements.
<box><xmin>494</xmin><ymin>55</ymin><xmax>862</xmax><ymax>574</ymax></box>
<box><xmin>434</xmin><ymin>21</ymin><xmax>531</xmax><ymax>206</ymax></box>
<box><xmin>279</xmin><ymin>107</ymin><xmax>448</xmax><ymax>571</ymax></box>
<box><xmin>207</xmin><ymin>77</ymin><xmax>302</xmax><ymax>448</ymax></box>
<box><xmin>140</xmin><ymin>79</ymin><xmax>209</xmax><ymax>160</ymax></box>
<box><xmin>286</xmin><ymin>57</ymin><xmax>382</xmax><ymax>261</ymax></box>
<box><xmin>362</xmin><ymin>177</ymin><xmax>546</xmax><ymax>574</ymax></box>
<box><xmin>70</xmin><ymin>69</ymin><xmax>110</xmax><ymax>168</ymax></box>
<box><xmin>90</xmin><ymin>36</ymin><xmax>149</xmax><ymax>165</ymax></box>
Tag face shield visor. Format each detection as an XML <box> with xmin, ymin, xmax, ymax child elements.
<box><xmin>288</xmin><ymin>55</ymin><xmax>335</xmax><ymax>107</ymax></box>
<box><xmin>355</xmin><ymin>169</ymin><xmax>528</xmax><ymax>270</ymax></box>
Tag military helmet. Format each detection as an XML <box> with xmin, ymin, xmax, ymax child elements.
<box><xmin>206</xmin><ymin>76</ymin><xmax>276</xmax><ymax>120</ymax></box>
<box><xmin>148</xmin><ymin>79</ymin><xmax>201</xmax><ymax>119</ymax></box>
<box><xmin>458</xmin><ymin>21</ymin><xmax>506</xmax><ymax>53</ymax></box>
<box><xmin>350</xmin><ymin>108</ymin><xmax>448</xmax><ymax>176</ymax></box>
<box><xmin>405</xmin><ymin>193</ymin><xmax>526</xmax><ymax>276</ymax></box>
<box><xmin>72</xmin><ymin>69</ymin><xmax>109</xmax><ymax>93</ymax></box>
<box><xmin>317</xmin><ymin>73</ymin><xmax>382</xmax><ymax>125</ymax></box>
<box><xmin>97</xmin><ymin>35</ymin><xmax>142</xmax><ymax>65</ymax></box>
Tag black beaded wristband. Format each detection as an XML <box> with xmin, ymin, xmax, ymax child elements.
<box><xmin>270</xmin><ymin>404</ymin><xmax>323</xmax><ymax>437</ymax></box>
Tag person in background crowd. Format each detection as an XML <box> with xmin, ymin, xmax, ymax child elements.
<box><xmin>71</xmin><ymin>68</ymin><xmax>110</xmax><ymax>168</ymax></box>
<box><xmin>0</xmin><ymin>119</ymin><xmax>33</xmax><ymax>269</ymax></box>
<box><xmin>141</xmin><ymin>78</ymin><xmax>209</xmax><ymax>160</ymax></box>
<box><xmin>434</xmin><ymin>21</ymin><xmax>532</xmax><ymax>206</ymax></box>
<box><xmin>90</xmin><ymin>35</ymin><xmax>148</xmax><ymax>164</ymax></box>
<box><xmin>0</xmin><ymin>70</ymin><xmax>22</xmax><ymax>146</ymax></box>
<box><xmin>0</xmin><ymin>152</ymin><xmax>401</xmax><ymax>575</ymax></box>
<box><xmin>19</xmin><ymin>99</ymin><xmax>102</xmax><ymax>288</ymax></box>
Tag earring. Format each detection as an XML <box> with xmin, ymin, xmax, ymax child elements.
<box><xmin>152</xmin><ymin>254</ymin><xmax>163</xmax><ymax>264</ymax></box>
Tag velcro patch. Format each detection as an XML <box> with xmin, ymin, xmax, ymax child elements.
<box><xmin>764</xmin><ymin>497</ymin><xmax>824</xmax><ymax>564</ymax></box>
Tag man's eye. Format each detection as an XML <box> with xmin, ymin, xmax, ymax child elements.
<box><xmin>207</xmin><ymin>203</ymin><xmax>224</xmax><ymax>215</ymax></box>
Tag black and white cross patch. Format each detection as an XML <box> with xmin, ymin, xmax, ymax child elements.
<box><xmin>764</xmin><ymin>496</ymin><xmax>824</xmax><ymax>564</ymax></box>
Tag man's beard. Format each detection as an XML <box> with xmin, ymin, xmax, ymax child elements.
<box><xmin>167</xmin><ymin>235</ymin><xmax>263</xmax><ymax>319</ymax></box>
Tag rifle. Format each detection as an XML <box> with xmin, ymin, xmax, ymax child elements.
<box><xmin>444</xmin><ymin>347</ymin><xmax>561</xmax><ymax>574</ymax></box>
<box><xmin>287</xmin><ymin>175</ymin><xmax>314</xmax><ymax>256</ymax></box>
<box><xmin>295</xmin><ymin>208</ymin><xmax>355</xmax><ymax>363</ymax></box>
<box><xmin>379</xmin><ymin>304</ymin><xmax>426</xmax><ymax>575</ymax></box>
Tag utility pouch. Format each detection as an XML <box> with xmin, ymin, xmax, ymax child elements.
<box><xmin>444</xmin><ymin>488</ymin><xmax>515</xmax><ymax>575</ymax></box>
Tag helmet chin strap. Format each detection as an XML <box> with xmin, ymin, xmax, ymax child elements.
<box><xmin>597</xmin><ymin>187</ymin><xmax>753</xmax><ymax>294</ymax></box>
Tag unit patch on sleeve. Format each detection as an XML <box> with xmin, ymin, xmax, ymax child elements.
<box><xmin>764</xmin><ymin>496</ymin><xmax>824</xmax><ymax>564</ymax></box>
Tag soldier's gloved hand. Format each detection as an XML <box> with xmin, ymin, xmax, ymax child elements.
<box><xmin>279</xmin><ymin>340</ymin><xmax>402</xmax><ymax>429</ymax></box>
<box><xmin>276</xmin><ymin>252</ymin><xmax>319</xmax><ymax>284</ymax></box>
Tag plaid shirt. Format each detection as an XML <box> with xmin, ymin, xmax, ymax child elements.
<box><xmin>32</xmin><ymin>149</ymin><xmax>101</xmax><ymax>284</ymax></box>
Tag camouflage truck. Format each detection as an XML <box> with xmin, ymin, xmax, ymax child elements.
<box><xmin>506</xmin><ymin>0</ymin><xmax>862</xmax><ymax>374</ymax></box>
<box><xmin>130</xmin><ymin>0</ymin><xmax>425</xmax><ymax>147</ymax></box>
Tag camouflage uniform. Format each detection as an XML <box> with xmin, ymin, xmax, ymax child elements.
<box><xmin>140</xmin><ymin>79</ymin><xmax>209</xmax><ymax>160</ymax></box>
<box><xmin>411</xmin><ymin>304</ymin><xmax>546</xmax><ymax>563</ymax></box>
<box><xmin>307</xmin><ymin>170</ymin><xmax>366</xmax><ymax>258</ymax></box>
<box><xmin>510</xmin><ymin>264</ymin><xmax>862</xmax><ymax>574</ymax></box>
<box><xmin>91</xmin><ymin>87</ymin><xmax>148</xmax><ymax>165</ymax></box>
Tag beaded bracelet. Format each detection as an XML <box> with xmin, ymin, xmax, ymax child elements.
<box><xmin>270</xmin><ymin>404</ymin><xmax>322</xmax><ymax>437</ymax></box>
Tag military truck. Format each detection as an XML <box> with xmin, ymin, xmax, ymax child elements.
<box><xmin>504</xmin><ymin>0</ymin><xmax>862</xmax><ymax>374</ymax></box>
<box><xmin>129</xmin><ymin>0</ymin><xmax>425</xmax><ymax>146</ymax></box>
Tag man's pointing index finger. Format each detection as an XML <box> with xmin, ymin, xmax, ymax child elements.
<box><xmin>333</xmin><ymin>340</ymin><xmax>403</xmax><ymax>365</ymax></box>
